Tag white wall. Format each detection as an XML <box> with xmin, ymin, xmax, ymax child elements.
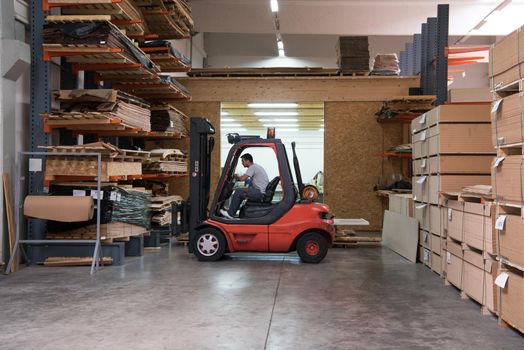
<box><xmin>169</xmin><ymin>32</ymin><xmax>207</xmax><ymax>73</ymax></box>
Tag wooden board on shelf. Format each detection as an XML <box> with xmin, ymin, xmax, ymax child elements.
<box><xmin>43</xmin><ymin>256</ymin><xmax>113</xmax><ymax>266</ymax></box>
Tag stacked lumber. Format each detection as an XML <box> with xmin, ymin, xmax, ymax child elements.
<box><xmin>53</xmin><ymin>0</ymin><xmax>147</xmax><ymax>37</ymax></box>
<box><xmin>411</xmin><ymin>105</ymin><xmax>495</xmax><ymax>278</ymax></box>
<box><xmin>47</xmin><ymin>222</ymin><xmax>148</xmax><ymax>242</ymax></box>
<box><xmin>489</xmin><ymin>24</ymin><xmax>524</xmax><ymax>92</ymax></box>
<box><xmin>490</xmin><ymin>26</ymin><xmax>524</xmax><ymax>334</ymax></box>
<box><xmin>150</xmin><ymin>195</ymin><xmax>182</xmax><ymax>226</ymax></box>
<box><xmin>150</xmin><ymin>104</ymin><xmax>188</xmax><ymax>133</ymax></box>
<box><xmin>140</xmin><ymin>40</ymin><xmax>191</xmax><ymax>72</ymax></box>
<box><xmin>43</xmin><ymin>256</ymin><xmax>113</xmax><ymax>266</ymax></box>
<box><xmin>376</xmin><ymin>96</ymin><xmax>435</xmax><ymax>121</ymax></box>
<box><xmin>47</xmin><ymin>89</ymin><xmax>151</xmax><ymax>132</ymax></box>
<box><xmin>336</xmin><ymin>36</ymin><xmax>369</xmax><ymax>74</ymax></box>
<box><xmin>370</xmin><ymin>54</ymin><xmax>400</xmax><ymax>76</ymax></box>
<box><xmin>41</xmin><ymin>142</ymin><xmax>148</xmax><ymax>181</ymax></box>
<box><xmin>137</xmin><ymin>0</ymin><xmax>193</xmax><ymax>39</ymax></box>
<box><xmin>112</xmin><ymin>75</ymin><xmax>191</xmax><ymax>102</ymax></box>
<box><xmin>143</xmin><ymin>149</ymin><xmax>187</xmax><ymax>174</ymax></box>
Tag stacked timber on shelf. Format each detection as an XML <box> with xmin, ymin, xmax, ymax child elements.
<box><xmin>41</xmin><ymin>142</ymin><xmax>147</xmax><ymax>181</ymax></box>
<box><xmin>490</xmin><ymin>24</ymin><xmax>524</xmax><ymax>334</ymax></box>
<box><xmin>150</xmin><ymin>104</ymin><xmax>188</xmax><ymax>133</ymax></box>
<box><xmin>150</xmin><ymin>195</ymin><xmax>183</xmax><ymax>227</ymax></box>
<box><xmin>376</xmin><ymin>95</ymin><xmax>435</xmax><ymax>122</ymax></box>
<box><xmin>143</xmin><ymin>149</ymin><xmax>188</xmax><ymax>175</ymax></box>
<box><xmin>46</xmin><ymin>89</ymin><xmax>151</xmax><ymax>132</ymax></box>
<box><xmin>137</xmin><ymin>0</ymin><xmax>193</xmax><ymax>39</ymax></box>
<box><xmin>440</xmin><ymin>187</ymin><xmax>498</xmax><ymax>315</ymax></box>
<box><xmin>336</xmin><ymin>36</ymin><xmax>369</xmax><ymax>75</ymax></box>
<box><xmin>140</xmin><ymin>40</ymin><xmax>191</xmax><ymax>72</ymax></box>
<box><xmin>411</xmin><ymin>104</ymin><xmax>494</xmax><ymax>276</ymax></box>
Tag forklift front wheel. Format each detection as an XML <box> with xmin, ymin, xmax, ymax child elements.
<box><xmin>296</xmin><ymin>232</ymin><xmax>328</xmax><ymax>264</ymax></box>
<box><xmin>193</xmin><ymin>229</ymin><xmax>226</xmax><ymax>262</ymax></box>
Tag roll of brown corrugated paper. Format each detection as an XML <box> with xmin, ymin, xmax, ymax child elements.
<box><xmin>24</xmin><ymin>196</ymin><xmax>94</xmax><ymax>222</ymax></box>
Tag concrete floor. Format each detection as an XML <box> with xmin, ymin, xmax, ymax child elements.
<box><xmin>0</xmin><ymin>245</ymin><xmax>523</xmax><ymax>350</ymax></box>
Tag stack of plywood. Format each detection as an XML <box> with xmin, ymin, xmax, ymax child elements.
<box><xmin>490</xmin><ymin>25</ymin><xmax>524</xmax><ymax>334</ymax></box>
<box><xmin>336</xmin><ymin>36</ymin><xmax>369</xmax><ymax>74</ymax></box>
<box><xmin>411</xmin><ymin>104</ymin><xmax>494</xmax><ymax>276</ymax></box>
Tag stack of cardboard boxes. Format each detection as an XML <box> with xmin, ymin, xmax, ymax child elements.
<box><xmin>490</xmin><ymin>24</ymin><xmax>524</xmax><ymax>334</ymax></box>
<box><xmin>411</xmin><ymin>105</ymin><xmax>494</xmax><ymax>276</ymax></box>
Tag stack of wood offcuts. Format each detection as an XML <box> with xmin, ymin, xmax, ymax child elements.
<box><xmin>336</xmin><ymin>36</ymin><xmax>369</xmax><ymax>75</ymax></box>
<box><xmin>411</xmin><ymin>104</ymin><xmax>494</xmax><ymax>281</ymax></box>
<box><xmin>490</xmin><ymin>24</ymin><xmax>524</xmax><ymax>334</ymax></box>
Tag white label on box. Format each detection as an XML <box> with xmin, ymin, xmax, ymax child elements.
<box><xmin>73</xmin><ymin>190</ymin><xmax>86</xmax><ymax>197</ymax></box>
<box><xmin>419</xmin><ymin>114</ymin><xmax>426</xmax><ymax>124</ymax></box>
<box><xmin>116</xmin><ymin>193</ymin><xmax>122</xmax><ymax>202</ymax></box>
<box><xmin>420</xmin><ymin>158</ymin><xmax>427</xmax><ymax>168</ymax></box>
<box><xmin>491</xmin><ymin>99</ymin><xmax>503</xmax><ymax>114</ymax></box>
<box><xmin>495</xmin><ymin>215</ymin><xmax>507</xmax><ymax>231</ymax></box>
<box><xmin>493</xmin><ymin>157</ymin><xmax>505</xmax><ymax>168</ymax></box>
<box><xmin>415</xmin><ymin>203</ymin><xmax>427</xmax><ymax>210</ymax></box>
<box><xmin>91</xmin><ymin>190</ymin><xmax>104</xmax><ymax>200</ymax></box>
<box><xmin>110</xmin><ymin>192</ymin><xmax>117</xmax><ymax>201</ymax></box>
<box><xmin>423</xmin><ymin>249</ymin><xmax>429</xmax><ymax>262</ymax></box>
<box><xmin>448</xmin><ymin>208</ymin><xmax>453</xmax><ymax>221</ymax></box>
<box><xmin>495</xmin><ymin>272</ymin><xmax>510</xmax><ymax>289</ymax></box>
<box><xmin>447</xmin><ymin>252</ymin><xmax>452</xmax><ymax>264</ymax></box>
<box><xmin>420</xmin><ymin>130</ymin><xmax>427</xmax><ymax>141</ymax></box>
<box><xmin>29</xmin><ymin>158</ymin><xmax>42</xmax><ymax>172</ymax></box>
<box><xmin>170</xmin><ymin>120</ymin><xmax>174</xmax><ymax>128</ymax></box>
<box><xmin>416</xmin><ymin>176</ymin><xmax>427</xmax><ymax>185</ymax></box>
<box><xmin>423</xmin><ymin>231</ymin><xmax>429</xmax><ymax>242</ymax></box>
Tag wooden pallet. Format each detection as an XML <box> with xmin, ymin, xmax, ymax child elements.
<box><xmin>339</xmin><ymin>71</ymin><xmax>370</xmax><ymax>76</ymax></box>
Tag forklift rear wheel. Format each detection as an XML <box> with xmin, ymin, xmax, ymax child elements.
<box><xmin>193</xmin><ymin>229</ymin><xmax>226</xmax><ymax>262</ymax></box>
<box><xmin>297</xmin><ymin>232</ymin><xmax>328</xmax><ymax>263</ymax></box>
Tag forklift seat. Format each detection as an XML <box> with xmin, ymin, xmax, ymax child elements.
<box><xmin>246</xmin><ymin>176</ymin><xmax>280</xmax><ymax>206</ymax></box>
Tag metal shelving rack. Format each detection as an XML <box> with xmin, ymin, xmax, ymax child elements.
<box><xmin>25</xmin><ymin>0</ymin><xmax>191</xmax><ymax>266</ymax></box>
<box><xmin>399</xmin><ymin>4</ymin><xmax>449</xmax><ymax>106</ymax></box>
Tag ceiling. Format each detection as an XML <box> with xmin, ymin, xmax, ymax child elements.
<box><xmin>221</xmin><ymin>102</ymin><xmax>324</xmax><ymax>131</ymax></box>
<box><xmin>191</xmin><ymin>0</ymin><xmax>524</xmax><ymax>36</ymax></box>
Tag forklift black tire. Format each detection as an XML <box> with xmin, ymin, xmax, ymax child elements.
<box><xmin>297</xmin><ymin>232</ymin><xmax>328</xmax><ymax>263</ymax></box>
<box><xmin>193</xmin><ymin>228</ymin><xmax>226</xmax><ymax>262</ymax></box>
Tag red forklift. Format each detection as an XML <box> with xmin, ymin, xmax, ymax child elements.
<box><xmin>182</xmin><ymin>118</ymin><xmax>335</xmax><ymax>263</ymax></box>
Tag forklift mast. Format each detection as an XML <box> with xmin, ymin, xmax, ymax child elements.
<box><xmin>188</xmin><ymin>117</ymin><xmax>215</xmax><ymax>253</ymax></box>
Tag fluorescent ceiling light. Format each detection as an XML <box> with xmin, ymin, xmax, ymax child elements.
<box><xmin>259</xmin><ymin>118</ymin><xmax>298</xmax><ymax>122</ymax></box>
<box><xmin>319</xmin><ymin>128</ymin><xmax>325</xmax><ymax>132</ymax></box>
<box><xmin>221</xmin><ymin>111</ymin><xmax>229</xmax><ymax>115</ymax></box>
<box><xmin>270</xmin><ymin>0</ymin><xmax>279</xmax><ymax>12</ymax></box>
<box><xmin>278</xmin><ymin>49</ymin><xmax>285</xmax><ymax>57</ymax></box>
<box><xmin>221</xmin><ymin>118</ymin><xmax>236</xmax><ymax>122</ymax></box>
<box><xmin>248</xmin><ymin>103</ymin><xmax>298</xmax><ymax>108</ymax></box>
<box><xmin>263</xmin><ymin>124</ymin><xmax>299</xmax><ymax>128</ymax></box>
<box><xmin>222</xmin><ymin>123</ymin><xmax>242</xmax><ymax>127</ymax></box>
<box><xmin>277</xmin><ymin>41</ymin><xmax>284</xmax><ymax>50</ymax></box>
<box><xmin>276</xmin><ymin>129</ymin><xmax>298</xmax><ymax>132</ymax></box>
<box><xmin>255</xmin><ymin>111</ymin><xmax>298</xmax><ymax>116</ymax></box>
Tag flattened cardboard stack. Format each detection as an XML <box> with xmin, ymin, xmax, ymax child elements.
<box><xmin>490</xmin><ymin>25</ymin><xmax>524</xmax><ymax>334</ymax></box>
<box><xmin>47</xmin><ymin>89</ymin><xmax>151</xmax><ymax>132</ymax></box>
<box><xmin>336</xmin><ymin>36</ymin><xmax>369</xmax><ymax>74</ymax></box>
<box><xmin>370</xmin><ymin>54</ymin><xmax>400</xmax><ymax>76</ymax></box>
<box><xmin>411</xmin><ymin>104</ymin><xmax>494</xmax><ymax>278</ymax></box>
<box><xmin>150</xmin><ymin>104</ymin><xmax>188</xmax><ymax>134</ymax></box>
<box><xmin>143</xmin><ymin>149</ymin><xmax>188</xmax><ymax>174</ymax></box>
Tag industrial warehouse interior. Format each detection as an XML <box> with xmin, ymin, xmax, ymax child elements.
<box><xmin>1</xmin><ymin>0</ymin><xmax>524</xmax><ymax>349</ymax></box>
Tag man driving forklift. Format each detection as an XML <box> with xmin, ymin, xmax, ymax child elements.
<box><xmin>220</xmin><ymin>153</ymin><xmax>269</xmax><ymax>219</ymax></box>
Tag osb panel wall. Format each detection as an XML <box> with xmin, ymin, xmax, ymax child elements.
<box><xmin>325</xmin><ymin>102</ymin><xmax>403</xmax><ymax>230</ymax></box>
<box><xmin>146</xmin><ymin>102</ymin><xmax>221</xmax><ymax>199</ymax></box>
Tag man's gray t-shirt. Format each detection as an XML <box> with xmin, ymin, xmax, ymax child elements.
<box><xmin>245</xmin><ymin>163</ymin><xmax>269</xmax><ymax>194</ymax></box>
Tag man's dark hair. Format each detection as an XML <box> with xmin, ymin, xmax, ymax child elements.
<box><xmin>241</xmin><ymin>153</ymin><xmax>253</xmax><ymax>163</ymax></box>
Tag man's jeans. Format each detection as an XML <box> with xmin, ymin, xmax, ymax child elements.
<box><xmin>227</xmin><ymin>187</ymin><xmax>263</xmax><ymax>217</ymax></box>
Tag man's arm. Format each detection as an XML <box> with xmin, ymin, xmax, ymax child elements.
<box><xmin>234</xmin><ymin>174</ymin><xmax>250</xmax><ymax>181</ymax></box>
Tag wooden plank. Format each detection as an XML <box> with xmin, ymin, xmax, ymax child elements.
<box><xmin>43</xmin><ymin>256</ymin><xmax>113</xmax><ymax>266</ymax></box>
<box><xmin>46</xmin><ymin>14</ymin><xmax>112</xmax><ymax>22</ymax></box>
<box><xmin>2</xmin><ymin>174</ymin><xmax>17</xmax><ymax>272</ymax></box>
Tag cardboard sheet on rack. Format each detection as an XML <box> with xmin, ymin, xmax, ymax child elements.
<box><xmin>24</xmin><ymin>196</ymin><xmax>94</xmax><ymax>222</ymax></box>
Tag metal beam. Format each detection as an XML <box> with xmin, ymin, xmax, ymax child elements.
<box><xmin>436</xmin><ymin>4</ymin><xmax>450</xmax><ymax>105</ymax></box>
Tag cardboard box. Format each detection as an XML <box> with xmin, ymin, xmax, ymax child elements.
<box><xmin>388</xmin><ymin>193</ymin><xmax>414</xmax><ymax>217</ymax></box>
<box><xmin>463</xmin><ymin>202</ymin><xmax>496</xmax><ymax>254</ymax></box>
<box><xmin>500</xmin><ymin>268</ymin><xmax>524</xmax><ymax>333</ymax></box>
<box><xmin>491</xmin><ymin>63</ymin><xmax>524</xmax><ymax>89</ymax></box>
<box><xmin>24</xmin><ymin>195</ymin><xmax>94</xmax><ymax>222</ymax></box>
<box><xmin>428</xmin><ymin>175</ymin><xmax>492</xmax><ymax>205</ymax></box>
<box><xmin>432</xmin><ymin>251</ymin><xmax>442</xmax><ymax>275</ymax></box>
<box><xmin>431</xmin><ymin>233</ymin><xmax>444</xmax><ymax>255</ymax></box>
<box><xmin>414</xmin><ymin>202</ymin><xmax>429</xmax><ymax>230</ymax></box>
<box><xmin>429</xmin><ymin>155</ymin><xmax>493</xmax><ymax>175</ymax></box>
<box><xmin>429</xmin><ymin>204</ymin><xmax>442</xmax><ymax>236</ymax></box>
<box><xmin>413</xmin><ymin>176</ymin><xmax>430</xmax><ymax>203</ymax></box>
<box><xmin>412</xmin><ymin>112</ymin><xmax>429</xmax><ymax>134</ymax></box>
<box><xmin>446</xmin><ymin>239</ymin><xmax>464</xmax><ymax>289</ymax></box>
<box><xmin>444</xmin><ymin>200</ymin><xmax>465</xmax><ymax>242</ymax></box>
<box><xmin>492</xmin><ymin>93</ymin><xmax>524</xmax><ymax>147</ymax></box>
<box><xmin>489</xmin><ymin>25</ymin><xmax>524</xmax><ymax>77</ymax></box>
<box><xmin>412</xmin><ymin>130</ymin><xmax>429</xmax><ymax>159</ymax></box>
<box><xmin>413</xmin><ymin>158</ymin><xmax>429</xmax><ymax>175</ymax></box>
<box><xmin>492</xmin><ymin>155</ymin><xmax>523</xmax><ymax>203</ymax></box>
<box><xmin>419</xmin><ymin>245</ymin><xmax>431</xmax><ymax>267</ymax></box>
<box><xmin>448</xmin><ymin>88</ymin><xmax>492</xmax><ymax>103</ymax></box>
<box><xmin>497</xmin><ymin>213</ymin><xmax>524</xmax><ymax>268</ymax></box>
<box><xmin>426</xmin><ymin>104</ymin><xmax>492</xmax><ymax>126</ymax></box>
<box><xmin>462</xmin><ymin>249</ymin><xmax>497</xmax><ymax>312</ymax></box>
<box><xmin>419</xmin><ymin>229</ymin><xmax>431</xmax><ymax>249</ymax></box>
<box><xmin>427</xmin><ymin>123</ymin><xmax>495</xmax><ymax>157</ymax></box>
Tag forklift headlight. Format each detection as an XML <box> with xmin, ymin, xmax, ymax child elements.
<box><xmin>319</xmin><ymin>212</ymin><xmax>329</xmax><ymax>220</ymax></box>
